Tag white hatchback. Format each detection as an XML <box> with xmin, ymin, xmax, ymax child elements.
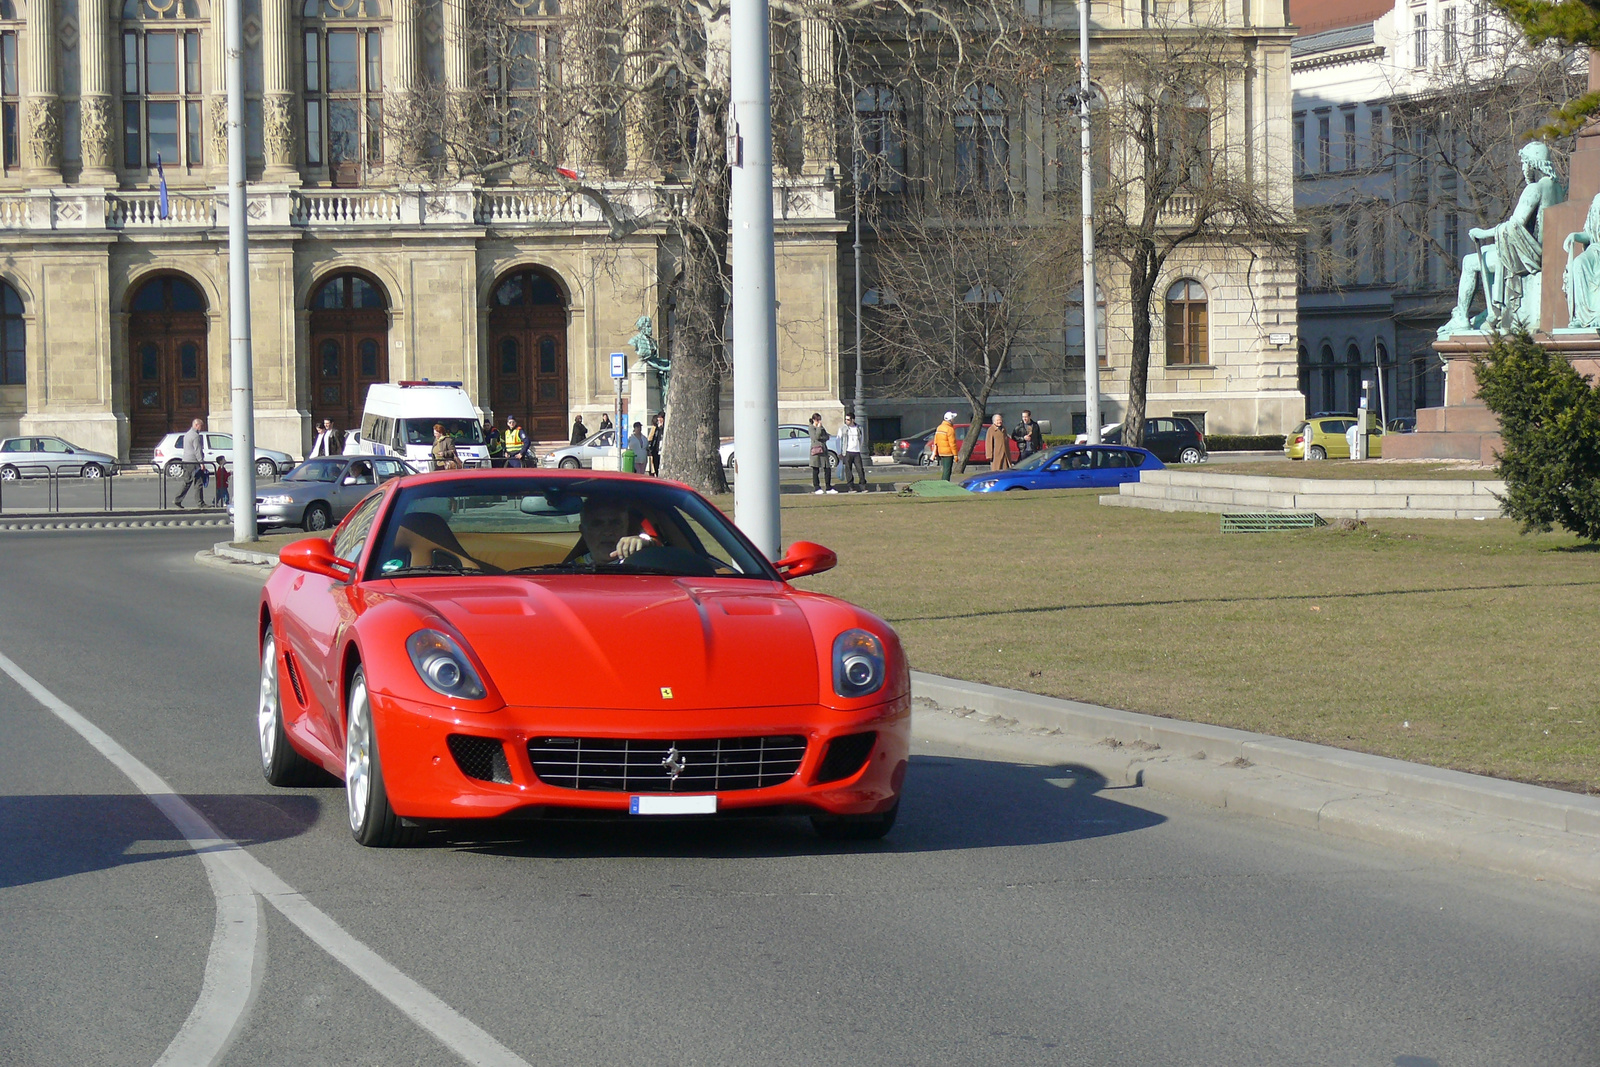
<box><xmin>152</xmin><ymin>432</ymin><xmax>296</xmax><ymax>481</ymax></box>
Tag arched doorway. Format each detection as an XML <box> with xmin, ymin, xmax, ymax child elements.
<box><xmin>128</xmin><ymin>274</ymin><xmax>208</xmax><ymax>451</ymax></box>
<box><xmin>488</xmin><ymin>267</ymin><xmax>567</xmax><ymax>440</ymax></box>
<box><xmin>308</xmin><ymin>272</ymin><xmax>389</xmax><ymax>431</ymax></box>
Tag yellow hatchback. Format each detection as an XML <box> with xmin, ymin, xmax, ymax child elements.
<box><xmin>1285</xmin><ymin>416</ymin><xmax>1384</xmax><ymax>460</ymax></box>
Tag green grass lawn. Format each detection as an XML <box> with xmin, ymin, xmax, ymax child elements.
<box><xmin>774</xmin><ymin>488</ymin><xmax>1599</xmax><ymax>793</ymax></box>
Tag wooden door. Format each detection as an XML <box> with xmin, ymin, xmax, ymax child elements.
<box><xmin>489</xmin><ymin>313</ymin><xmax>567</xmax><ymax>443</ymax></box>
<box><xmin>128</xmin><ymin>276</ymin><xmax>209</xmax><ymax>451</ymax></box>
<box><xmin>308</xmin><ymin>274</ymin><xmax>389</xmax><ymax>432</ymax></box>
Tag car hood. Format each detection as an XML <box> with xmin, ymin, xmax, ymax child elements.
<box><xmin>386</xmin><ymin>576</ymin><xmax>821</xmax><ymax>710</ymax></box>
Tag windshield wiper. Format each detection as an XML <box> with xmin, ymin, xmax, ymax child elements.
<box><xmin>504</xmin><ymin>562</ymin><xmax>590</xmax><ymax>574</ymax></box>
<box><xmin>379</xmin><ymin>565</ymin><xmax>474</xmax><ymax>577</ymax></box>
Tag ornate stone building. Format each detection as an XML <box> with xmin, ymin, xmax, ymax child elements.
<box><xmin>0</xmin><ymin>0</ymin><xmax>1298</xmax><ymax>461</ymax></box>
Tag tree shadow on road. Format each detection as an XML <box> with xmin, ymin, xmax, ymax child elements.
<box><xmin>437</xmin><ymin>754</ymin><xmax>1165</xmax><ymax>859</ymax></box>
<box><xmin>0</xmin><ymin>792</ymin><xmax>321</xmax><ymax>889</ymax></box>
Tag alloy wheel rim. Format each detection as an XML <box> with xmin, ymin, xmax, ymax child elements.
<box><xmin>346</xmin><ymin>678</ymin><xmax>371</xmax><ymax>833</ymax></box>
<box><xmin>257</xmin><ymin>635</ymin><xmax>278</xmax><ymax>770</ymax></box>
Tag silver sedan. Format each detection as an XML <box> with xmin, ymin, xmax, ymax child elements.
<box><xmin>542</xmin><ymin>428</ymin><xmax>622</xmax><ymax>469</ymax></box>
<box><xmin>255</xmin><ymin>455</ymin><xmax>416</xmax><ymax>531</ymax></box>
<box><xmin>0</xmin><ymin>436</ymin><xmax>118</xmax><ymax>480</ymax></box>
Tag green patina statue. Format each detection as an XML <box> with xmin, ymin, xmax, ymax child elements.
<box><xmin>629</xmin><ymin>315</ymin><xmax>670</xmax><ymax>405</ymax></box>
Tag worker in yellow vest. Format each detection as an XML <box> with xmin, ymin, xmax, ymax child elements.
<box><xmin>504</xmin><ymin>417</ymin><xmax>527</xmax><ymax>468</ymax></box>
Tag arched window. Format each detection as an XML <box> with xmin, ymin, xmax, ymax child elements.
<box><xmin>854</xmin><ymin>85</ymin><xmax>904</xmax><ymax>192</ymax></box>
<box><xmin>0</xmin><ymin>0</ymin><xmax>18</xmax><ymax>171</ymax></box>
<box><xmin>955</xmin><ymin>84</ymin><xmax>1008</xmax><ymax>194</ymax></box>
<box><xmin>312</xmin><ymin>272</ymin><xmax>386</xmax><ymax>310</ymax></box>
<box><xmin>1065</xmin><ymin>285</ymin><xmax>1109</xmax><ymax>368</ymax></box>
<box><xmin>493</xmin><ymin>268</ymin><xmax>564</xmax><ymax>306</ymax></box>
<box><xmin>302</xmin><ymin>0</ymin><xmax>384</xmax><ymax>183</ymax></box>
<box><xmin>0</xmin><ymin>280</ymin><xmax>21</xmax><ymax>384</ymax></box>
<box><xmin>1164</xmin><ymin>280</ymin><xmax>1207</xmax><ymax>366</ymax></box>
<box><xmin>121</xmin><ymin>0</ymin><xmax>207</xmax><ymax>170</ymax></box>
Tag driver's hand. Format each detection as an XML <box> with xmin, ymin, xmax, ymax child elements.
<box><xmin>611</xmin><ymin>535</ymin><xmax>649</xmax><ymax>560</ymax></box>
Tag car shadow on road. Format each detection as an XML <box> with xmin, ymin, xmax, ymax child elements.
<box><xmin>0</xmin><ymin>793</ymin><xmax>321</xmax><ymax>889</ymax></box>
<box><xmin>438</xmin><ymin>754</ymin><xmax>1165</xmax><ymax>859</ymax></box>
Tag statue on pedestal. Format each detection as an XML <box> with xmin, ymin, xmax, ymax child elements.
<box><xmin>1563</xmin><ymin>192</ymin><xmax>1600</xmax><ymax>328</ymax></box>
<box><xmin>629</xmin><ymin>315</ymin><xmax>671</xmax><ymax>405</ymax></box>
<box><xmin>1438</xmin><ymin>142</ymin><xmax>1566</xmax><ymax>339</ymax></box>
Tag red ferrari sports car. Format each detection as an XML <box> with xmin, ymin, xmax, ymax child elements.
<box><xmin>256</xmin><ymin>469</ymin><xmax>910</xmax><ymax>846</ymax></box>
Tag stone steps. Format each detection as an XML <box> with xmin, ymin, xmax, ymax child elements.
<box><xmin>1102</xmin><ymin>469</ymin><xmax>1506</xmax><ymax>520</ymax></box>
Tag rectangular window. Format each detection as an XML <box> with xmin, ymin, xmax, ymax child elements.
<box><xmin>122</xmin><ymin>29</ymin><xmax>202</xmax><ymax>169</ymax></box>
<box><xmin>305</xmin><ymin>26</ymin><xmax>383</xmax><ymax>177</ymax></box>
<box><xmin>1293</xmin><ymin>117</ymin><xmax>1305</xmax><ymax>174</ymax></box>
<box><xmin>304</xmin><ymin>30</ymin><xmax>320</xmax><ymax>91</ymax></box>
<box><xmin>1344</xmin><ymin>110</ymin><xmax>1357</xmax><ymax>170</ymax></box>
<box><xmin>1414</xmin><ymin>13</ymin><xmax>1428</xmax><ymax>67</ymax></box>
<box><xmin>146</xmin><ymin>32</ymin><xmax>178</xmax><ymax>94</ymax></box>
<box><xmin>1444</xmin><ymin>211</ymin><xmax>1459</xmax><ymax>269</ymax></box>
<box><xmin>0</xmin><ymin>32</ymin><xmax>16</xmax><ymax>169</ymax></box>
<box><xmin>1317</xmin><ymin>115</ymin><xmax>1330</xmax><ymax>172</ymax></box>
<box><xmin>1472</xmin><ymin>1</ymin><xmax>1487</xmax><ymax>55</ymax></box>
<box><xmin>305</xmin><ymin>101</ymin><xmax>322</xmax><ymax>165</ymax></box>
<box><xmin>1442</xmin><ymin>6</ymin><xmax>1457</xmax><ymax>62</ymax></box>
<box><xmin>1369</xmin><ymin>108</ymin><xmax>1384</xmax><ymax>166</ymax></box>
<box><xmin>327</xmin><ymin>30</ymin><xmax>359</xmax><ymax>91</ymax></box>
<box><xmin>1373</xmin><ymin>214</ymin><xmax>1386</xmax><ymax>283</ymax></box>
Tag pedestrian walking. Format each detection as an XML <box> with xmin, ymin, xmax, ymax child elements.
<box><xmin>647</xmin><ymin>413</ymin><xmax>664</xmax><ymax>475</ymax></box>
<box><xmin>1013</xmin><ymin>409</ymin><xmax>1044</xmax><ymax>459</ymax></box>
<box><xmin>310</xmin><ymin>419</ymin><xmax>343</xmax><ymax>457</ymax></box>
<box><xmin>627</xmin><ymin>421</ymin><xmax>648</xmax><ymax>472</ymax></box>
<box><xmin>809</xmin><ymin>412</ymin><xmax>837</xmax><ymax>494</ymax></box>
<box><xmin>214</xmin><ymin>458</ymin><xmax>231</xmax><ymax>508</ymax></box>
<box><xmin>570</xmin><ymin>415</ymin><xmax>589</xmax><ymax>446</ymax></box>
<box><xmin>173</xmin><ymin>417</ymin><xmax>207</xmax><ymax>508</ymax></box>
<box><xmin>598</xmin><ymin>413</ymin><xmax>613</xmax><ymax>432</ymax></box>
<box><xmin>503</xmin><ymin>417</ymin><xmax>526</xmax><ymax>468</ymax></box>
<box><xmin>933</xmin><ymin>411</ymin><xmax>959</xmax><ymax>481</ymax></box>
<box><xmin>841</xmin><ymin>412</ymin><xmax>869</xmax><ymax>492</ymax></box>
<box><xmin>985</xmin><ymin>414</ymin><xmax>1013</xmax><ymax>471</ymax></box>
<box><xmin>431</xmin><ymin>423</ymin><xmax>461</xmax><ymax>471</ymax></box>
<box><xmin>486</xmin><ymin>420</ymin><xmax>506</xmax><ymax>467</ymax></box>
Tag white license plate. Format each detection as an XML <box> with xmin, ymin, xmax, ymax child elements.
<box><xmin>630</xmin><ymin>794</ymin><xmax>717</xmax><ymax>815</ymax></box>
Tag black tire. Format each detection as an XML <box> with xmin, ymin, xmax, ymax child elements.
<box><xmin>303</xmin><ymin>502</ymin><xmax>333</xmax><ymax>532</ymax></box>
<box><xmin>256</xmin><ymin>458</ymin><xmax>278</xmax><ymax>481</ymax></box>
<box><xmin>812</xmin><ymin>800</ymin><xmax>899</xmax><ymax>841</ymax></box>
<box><xmin>81</xmin><ymin>463</ymin><xmax>105</xmax><ymax>480</ymax></box>
<box><xmin>0</xmin><ymin>465</ymin><xmax>17</xmax><ymax>482</ymax></box>
<box><xmin>345</xmin><ymin>666</ymin><xmax>417</xmax><ymax>847</ymax></box>
<box><xmin>1308</xmin><ymin>445</ymin><xmax>1327</xmax><ymax>461</ymax></box>
<box><xmin>258</xmin><ymin>626</ymin><xmax>319</xmax><ymax>786</ymax></box>
<box><xmin>559</xmin><ymin>457</ymin><xmax>581</xmax><ymax>469</ymax></box>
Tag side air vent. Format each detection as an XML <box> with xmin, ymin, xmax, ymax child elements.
<box><xmin>446</xmin><ymin>735</ymin><xmax>513</xmax><ymax>784</ymax></box>
<box><xmin>283</xmin><ymin>649</ymin><xmax>307</xmax><ymax>707</ymax></box>
<box><xmin>813</xmin><ymin>732</ymin><xmax>877</xmax><ymax>784</ymax></box>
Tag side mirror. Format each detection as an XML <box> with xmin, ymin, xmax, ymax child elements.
<box><xmin>279</xmin><ymin>537</ymin><xmax>356</xmax><ymax>581</ymax></box>
<box><xmin>775</xmin><ymin>540</ymin><xmax>837</xmax><ymax>580</ymax></box>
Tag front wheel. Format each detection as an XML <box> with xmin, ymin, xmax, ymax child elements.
<box><xmin>345</xmin><ymin>667</ymin><xmax>415</xmax><ymax>847</ymax></box>
<box><xmin>258</xmin><ymin>627</ymin><xmax>318</xmax><ymax>786</ymax></box>
<box><xmin>303</xmin><ymin>502</ymin><xmax>332</xmax><ymax>532</ymax></box>
<box><xmin>1308</xmin><ymin>445</ymin><xmax>1327</xmax><ymax>461</ymax></box>
<box><xmin>559</xmin><ymin>457</ymin><xmax>580</xmax><ymax>469</ymax></box>
<box><xmin>1179</xmin><ymin>447</ymin><xmax>1204</xmax><ymax>465</ymax></box>
<box><xmin>165</xmin><ymin>461</ymin><xmax>187</xmax><ymax>480</ymax></box>
<box><xmin>918</xmin><ymin>452</ymin><xmax>933</xmax><ymax>467</ymax></box>
<box><xmin>81</xmin><ymin>463</ymin><xmax>106</xmax><ymax>479</ymax></box>
<box><xmin>256</xmin><ymin>458</ymin><xmax>277</xmax><ymax>481</ymax></box>
<box><xmin>812</xmin><ymin>800</ymin><xmax>899</xmax><ymax>841</ymax></box>
<box><xmin>0</xmin><ymin>465</ymin><xmax>17</xmax><ymax>482</ymax></box>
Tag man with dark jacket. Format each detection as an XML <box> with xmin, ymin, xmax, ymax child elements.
<box><xmin>1012</xmin><ymin>409</ymin><xmax>1044</xmax><ymax>458</ymax></box>
<box><xmin>570</xmin><ymin>415</ymin><xmax>588</xmax><ymax>446</ymax></box>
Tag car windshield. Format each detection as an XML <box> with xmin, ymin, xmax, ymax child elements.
<box><xmin>404</xmin><ymin>419</ymin><xmax>485</xmax><ymax>446</ymax></box>
<box><xmin>1014</xmin><ymin>447</ymin><xmax>1063</xmax><ymax>471</ymax></box>
<box><xmin>285</xmin><ymin>459</ymin><xmax>345</xmax><ymax>483</ymax></box>
<box><xmin>367</xmin><ymin>476</ymin><xmax>779</xmax><ymax>581</ymax></box>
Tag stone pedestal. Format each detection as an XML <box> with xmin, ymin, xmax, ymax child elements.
<box><xmin>1386</xmin><ymin>337</ymin><xmax>1501</xmax><ymax>463</ymax></box>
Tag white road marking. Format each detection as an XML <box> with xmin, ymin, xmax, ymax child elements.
<box><xmin>0</xmin><ymin>651</ymin><xmax>534</xmax><ymax>1067</ymax></box>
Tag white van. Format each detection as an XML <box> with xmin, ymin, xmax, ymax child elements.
<box><xmin>346</xmin><ymin>382</ymin><xmax>490</xmax><ymax>468</ymax></box>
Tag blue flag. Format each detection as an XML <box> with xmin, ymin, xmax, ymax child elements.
<box><xmin>156</xmin><ymin>153</ymin><xmax>169</xmax><ymax>220</ymax></box>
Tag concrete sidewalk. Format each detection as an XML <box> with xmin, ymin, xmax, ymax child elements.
<box><xmin>914</xmin><ymin>671</ymin><xmax>1600</xmax><ymax>893</ymax></box>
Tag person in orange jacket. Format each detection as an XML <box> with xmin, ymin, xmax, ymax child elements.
<box><xmin>933</xmin><ymin>411</ymin><xmax>959</xmax><ymax>481</ymax></box>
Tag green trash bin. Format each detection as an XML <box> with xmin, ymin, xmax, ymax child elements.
<box><xmin>620</xmin><ymin>448</ymin><xmax>637</xmax><ymax>473</ymax></box>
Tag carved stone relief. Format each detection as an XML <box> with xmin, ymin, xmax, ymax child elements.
<box><xmin>263</xmin><ymin>94</ymin><xmax>295</xmax><ymax>165</ymax></box>
<box><xmin>210</xmin><ymin>96</ymin><xmax>229</xmax><ymax>164</ymax></box>
<box><xmin>79</xmin><ymin>96</ymin><xmax>113</xmax><ymax>171</ymax></box>
<box><xmin>27</xmin><ymin>96</ymin><xmax>61</xmax><ymax>172</ymax></box>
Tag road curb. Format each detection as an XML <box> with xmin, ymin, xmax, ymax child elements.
<box><xmin>0</xmin><ymin>512</ymin><xmax>231</xmax><ymax>531</ymax></box>
<box><xmin>210</xmin><ymin>542</ymin><xmax>278</xmax><ymax>566</ymax></box>
<box><xmin>912</xmin><ymin>671</ymin><xmax>1600</xmax><ymax>893</ymax></box>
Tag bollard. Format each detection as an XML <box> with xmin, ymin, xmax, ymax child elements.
<box><xmin>620</xmin><ymin>448</ymin><xmax>637</xmax><ymax>474</ymax></box>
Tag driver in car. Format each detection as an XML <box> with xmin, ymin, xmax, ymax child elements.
<box><xmin>572</xmin><ymin>497</ymin><xmax>656</xmax><ymax>565</ymax></box>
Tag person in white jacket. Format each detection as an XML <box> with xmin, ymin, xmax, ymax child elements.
<box><xmin>841</xmin><ymin>413</ymin><xmax>868</xmax><ymax>492</ymax></box>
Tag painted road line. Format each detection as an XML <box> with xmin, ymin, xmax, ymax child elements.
<box><xmin>0</xmin><ymin>651</ymin><xmax>534</xmax><ymax>1067</ymax></box>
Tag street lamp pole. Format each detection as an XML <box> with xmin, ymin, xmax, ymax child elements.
<box><xmin>853</xmin><ymin>145</ymin><xmax>865</xmax><ymax>426</ymax></box>
<box><xmin>226</xmin><ymin>0</ymin><xmax>256</xmax><ymax>541</ymax></box>
<box><xmin>1079</xmin><ymin>0</ymin><xmax>1101</xmax><ymax>445</ymax></box>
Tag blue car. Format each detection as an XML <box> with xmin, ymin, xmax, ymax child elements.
<box><xmin>962</xmin><ymin>444</ymin><xmax>1164</xmax><ymax>492</ymax></box>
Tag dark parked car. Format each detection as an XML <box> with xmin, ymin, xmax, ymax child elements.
<box><xmin>1387</xmin><ymin>417</ymin><xmax>1416</xmax><ymax>434</ymax></box>
<box><xmin>892</xmin><ymin>427</ymin><xmax>938</xmax><ymax>465</ymax></box>
<box><xmin>1087</xmin><ymin>417</ymin><xmax>1207</xmax><ymax>464</ymax></box>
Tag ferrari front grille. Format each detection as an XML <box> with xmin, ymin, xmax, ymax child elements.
<box><xmin>813</xmin><ymin>731</ymin><xmax>877</xmax><ymax>784</ymax></box>
<box><xmin>446</xmin><ymin>734</ymin><xmax>513</xmax><ymax>784</ymax></box>
<box><xmin>527</xmin><ymin>735</ymin><xmax>807</xmax><ymax>793</ymax></box>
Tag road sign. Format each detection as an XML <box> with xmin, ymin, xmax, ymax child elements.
<box><xmin>611</xmin><ymin>353</ymin><xmax>626</xmax><ymax>379</ymax></box>
<box><xmin>1268</xmin><ymin>332</ymin><xmax>1293</xmax><ymax>347</ymax></box>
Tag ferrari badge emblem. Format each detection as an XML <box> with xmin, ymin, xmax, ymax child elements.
<box><xmin>660</xmin><ymin>687</ymin><xmax>674</xmax><ymax>699</ymax></box>
<box><xmin>661</xmin><ymin>746</ymin><xmax>688</xmax><ymax>782</ymax></box>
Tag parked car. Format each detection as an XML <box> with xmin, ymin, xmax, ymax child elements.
<box><xmin>964</xmin><ymin>444</ymin><xmax>1163</xmax><ymax>492</ymax></box>
<box><xmin>542</xmin><ymin>428</ymin><xmax>622</xmax><ymax>469</ymax></box>
<box><xmin>1284</xmin><ymin>417</ymin><xmax>1385</xmax><ymax>460</ymax></box>
<box><xmin>1387</xmin><ymin>416</ymin><xmax>1416</xmax><ymax>434</ymax></box>
<box><xmin>720</xmin><ymin>424</ymin><xmax>841</xmax><ymax>472</ymax></box>
<box><xmin>915</xmin><ymin>424</ymin><xmax>1022</xmax><ymax>467</ymax></box>
<box><xmin>254</xmin><ymin>455</ymin><xmax>416</xmax><ymax>531</ymax></box>
<box><xmin>1078</xmin><ymin>417</ymin><xmax>1207</xmax><ymax>464</ymax></box>
<box><xmin>257</xmin><ymin>469</ymin><xmax>909</xmax><ymax>846</ymax></box>
<box><xmin>0</xmin><ymin>436</ymin><xmax>118</xmax><ymax>480</ymax></box>
<box><xmin>891</xmin><ymin>427</ymin><xmax>938</xmax><ymax>465</ymax></box>
<box><xmin>153</xmin><ymin>432</ymin><xmax>295</xmax><ymax>481</ymax></box>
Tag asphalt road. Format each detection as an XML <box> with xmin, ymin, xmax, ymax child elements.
<box><xmin>1</xmin><ymin>528</ymin><xmax>1594</xmax><ymax>1067</ymax></box>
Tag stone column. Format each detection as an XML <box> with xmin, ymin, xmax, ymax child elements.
<box><xmin>209</xmin><ymin>0</ymin><xmax>228</xmax><ymax>170</ymax></box>
<box><xmin>623</xmin><ymin>7</ymin><xmax>654</xmax><ymax>176</ymax></box>
<box><xmin>798</xmin><ymin>6</ymin><xmax>832</xmax><ymax>177</ymax></box>
<box><xmin>79</xmin><ymin>0</ymin><xmax>115</xmax><ymax>181</ymax></box>
<box><xmin>261</xmin><ymin>0</ymin><xmax>298</xmax><ymax>177</ymax></box>
<box><xmin>26</xmin><ymin>0</ymin><xmax>61</xmax><ymax>180</ymax></box>
<box><xmin>442</xmin><ymin>0</ymin><xmax>466</xmax><ymax>92</ymax></box>
<box><xmin>388</xmin><ymin>0</ymin><xmax>418</xmax><ymax>164</ymax></box>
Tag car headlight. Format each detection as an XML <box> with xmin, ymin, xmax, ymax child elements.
<box><xmin>260</xmin><ymin>494</ymin><xmax>294</xmax><ymax>505</ymax></box>
<box><xmin>542</xmin><ymin>456</ymin><xmax>557</xmax><ymax>467</ymax></box>
<box><xmin>833</xmin><ymin>629</ymin><xmax>885</xmax><ymax>699</ymax></box>
<box><xmin>406</xmin><ymin>629</ymin><xmax>487</xmax><ymax>701</ymax></box>
<box><xmin>966</xmin><ymin>478</ymin><xmax>996</xmax><ymax>491</ymax></box>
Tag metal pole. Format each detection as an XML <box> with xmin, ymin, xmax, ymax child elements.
<box><xmin>853</xmin><ymin>152</ymin><xmax>865</xmax><ymax>426</ymax></box>
<box><xmin>730</xmin><ymin>0</ymin><xmax>780</xmax><ymax>558</ymax></box>
<box><xmin>227</xmin><ymin>0</ymin><xmax>256</xmax><ymax>542</ymax></box>
<box><xmin>1079</xmin><ymin>0</ymin><xmax>1101</xmax><ymax>444</ymax></box>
